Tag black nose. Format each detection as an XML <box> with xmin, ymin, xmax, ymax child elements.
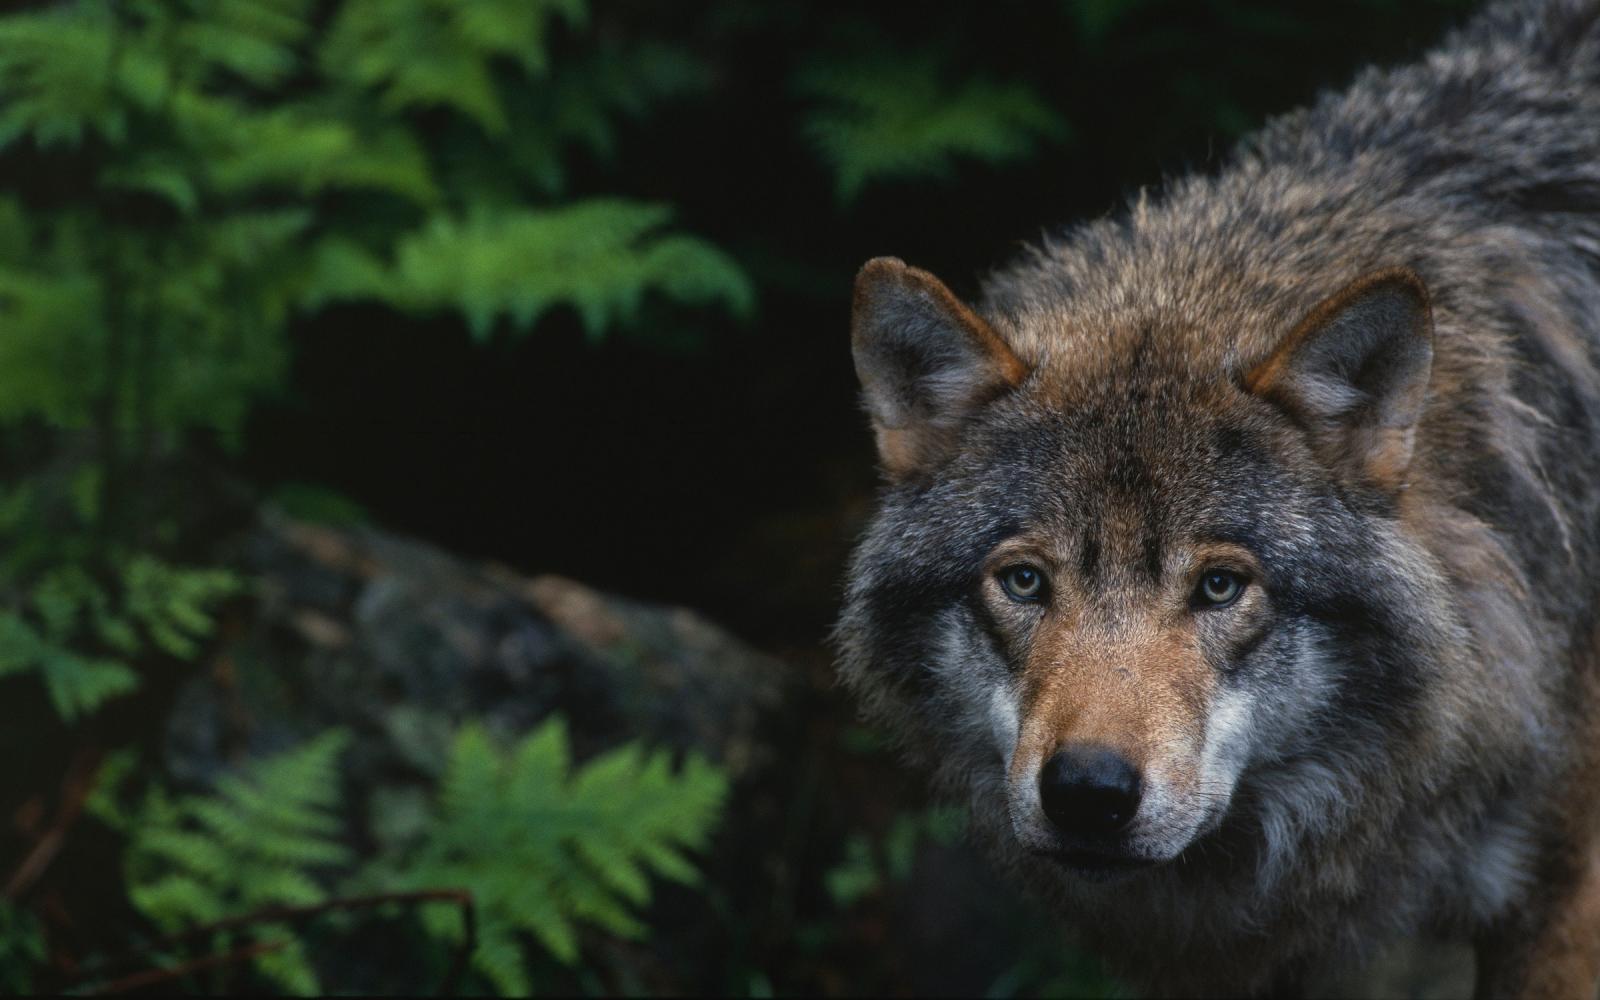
<box><xmin>1038</xmin><ymin>746</ymin><xmax>1142</xmax><ymax>839</ymax></box>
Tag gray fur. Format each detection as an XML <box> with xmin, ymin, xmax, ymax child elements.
<box><xmin>836</xmin><ymin>1</ymin><xmax>1600</xmax><ymax>994</ymax></box>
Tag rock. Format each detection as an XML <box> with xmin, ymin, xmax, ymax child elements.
<box><xmin>166</xmin><ymin>508</ymin><xmax>795</xmax><ymax>787</ymax></box>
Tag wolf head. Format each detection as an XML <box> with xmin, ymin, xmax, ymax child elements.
<box><xmin>836</xmin><ymin>256</ymin><xmax>1446</xmax><ymax>880</ymax></box>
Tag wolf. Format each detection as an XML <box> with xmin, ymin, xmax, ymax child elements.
<box><xmin>834</xmin><ymin>1</ymin><xmax>1600</xmax><ymax>995</ymax></box>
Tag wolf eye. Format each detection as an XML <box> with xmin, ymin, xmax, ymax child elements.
<box><xmin>999</xmin><ymin>565</ymin><xmax>1046</xmax><ymax>602</ymax></box>
<box><xmin>1194</xmin><ymin>570</ymin><xmax>1246</xmax><ymax>608</ymax></box>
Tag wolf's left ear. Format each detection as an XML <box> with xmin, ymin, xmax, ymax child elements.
<box><xmin>852</xmin><ymin>257</ymin><xmax>1028</xmax><ymax>477</ymax></box>
<box><xmin>1247</xmin><ymin>268</ymin><xmax>1434</xmax><ymax>492</ymax></box>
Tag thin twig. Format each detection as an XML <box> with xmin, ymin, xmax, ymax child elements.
<box><xmin>4</xmin><ymin>744</ymin><xmax>104</xmax><ymax>900</ymax></box>
<box><xmin>64</xmin><ymin>889</ymin><xmax>476</xmax><ymax>996</ymax></box>
<box><xmin>84</xmin><ymin>940</ymin><xmax>286</xmax><ymax>996</ymax></box>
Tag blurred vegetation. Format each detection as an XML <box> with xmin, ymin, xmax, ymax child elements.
<box><xmin>359</xmin><ymin>720</ymin><xmax>726</xmax><ymax>995</ymax></box>
<box><xmin>0</xmin><ymin>0</ymin><xmax>1478</xmax><ymax>995</ymax></box>
<box><xmin>0</xmin><ymin>0</ymin><xmax>750</xmax><ymax>724</ymax></box>
<box><xmin>0</xmin><ymin>0</ymin><xmax>742</xmax><ymax>993</ymax></box>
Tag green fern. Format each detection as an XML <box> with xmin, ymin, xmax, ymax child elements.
<box><xmin>0</xmin><ymin>5</ymin><xmax>125</xmax><ymax>149</ymax></box>
<box><xmin>796</xmin><ymin>52</ymin><xmax>1066</xmax><ymax>202</ymax></box>
<box><xmin>174</xmin><ymin>0</ymin><xmax>317</xmax><ymax>88</ymax></box>
<box><xmin>0</xmin><ymin>611</ymin><xmax>138</xmax><ymax>721</ymax></box>
<box><xmin>124</xmin><ymin>730</ymin><xmax>352</xmax><ymax>996</ymax></box>
<box><xmin>322</xmin><ymin>0</ymin><xmax>586</xmax><ymax>133</ymax></box>
<box><xmin>312</xmin><ymin>200</ymin><xmax>754</xmax><ymax>340</ymax></box>
<box><xmin>118</xmin><ymin>556</ymin><xmax>242</xmax><ymax>659</ymax></box>
<box><xmin>500</xmin><ymin>40</ymin><xmax>711</xmax><ymax>195</ymax></box>
<box><xmin>0</xmin><ymin>0</ymin><xmax>754</xmax><ymax>747</ymax></box>
<box><xmin>0</xmin><ymin>554</ymin><xmax>240</xmax><ymax>720</ymax></box>
<box><xmin>363</xmin><ymin>719</ymin><xmax>728</xmax><ymax>995</ymax></box>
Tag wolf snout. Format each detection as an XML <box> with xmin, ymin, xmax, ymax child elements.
<box><xmin>1038</xmin><ymin>745</ymin><xmax>1143</xmax><ymax>841</ymax></box>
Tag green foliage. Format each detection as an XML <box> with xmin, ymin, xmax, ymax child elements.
<box><xmin>315</xmin><ymin>201</ymin><xmax>754</xmax><ymax>340</ymax></box>
<box><xmin>824</xmin><ymin>806</ymin><xmax>965</xmax><ymax>909</ymax></box>
<box><xmin>364</xmin><ymin>719</ymin><xmax>728</xmax><ymax>995</ymax></box>
<box><xmin>0</xmin><ymin>900</ymin><xmax>45</xmax><ymax>994</ymax></box>
<box><xmin>123</xmin><ymin>731</ymin><xmax>352</xmax><ymax>995</ymax></box>
<box><xmin>270</xmin><ymin>482</ymin><xmax>371</xmax><ymax>527</ymax></box>
<box><xmin>118</xmin><ymin>556</ymin><xmax>243</xmax><ymax>659</ymax></box>
<box><xmin>0</xmin><ymin>0</ymin><xmax>749</xmax><ymax>724</ymax></box>
<box><xmin>501</xmin><ymin>40</ymin><xmax>712</xmax><ymax>195</ymax></box>
<box><xmin>1067</xmin><ymin>0</ymin><xmax>1154</xmax><ymax>43</ymax></box>
<box><xmin>0</xmin><ymin>555</ymin><xmax>239</xmax><ymax>719</ymax></box>
<box><xmin>823</xmin><ymin>834</ymin><xmax>879</xmax><ymax>909</ymax></box>
<box><xmin>322</xmin><ymin>0</ymin><xmax>587</xmax><ymax>133</ymax></box>
<box><xmin>0</xmin><ymin>611</ymin><xmax>137</xmax><ymax>721</ymax></box>
<box><xmin>796</xmin><ymin>53</ymin><xmax>1066</xmax><ymax>202</ymax></box>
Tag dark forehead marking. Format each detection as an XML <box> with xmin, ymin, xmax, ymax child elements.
<box><xmin>1107</xmin><ymin>451</ymin><xmax>1155</xmax><ymax>494</ymax></box>
<box><xmin>1074</xmin><ymin>498</ymin><xmax>1167</xmax><ymax>589</ymax></box>
<box><xmin>1141</xmin><ymin>530</ymin><xmax>1164</xmax><ymax>583</ymax></box>
<box><xmin>1079</xmin><ymin>514</ymin><xmax>1101</xmax><ymax>580</ymax></box>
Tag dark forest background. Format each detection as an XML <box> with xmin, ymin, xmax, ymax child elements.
<box><xmin>0</xmin><ymin>0</ymin><xmax>1479</xmax><ymax>995</ymax></box>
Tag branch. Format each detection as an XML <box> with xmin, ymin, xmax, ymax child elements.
<box><xmin>4</xmin><ymin>744</ymin><xmax>104</xmax><ymax>900</ymax></box>
<box><xmin>64</xmin><ymin>889</ymin><xmax>477</xmax><ymax>996</ymax></box>
<box><xmin>85</xmin><ymin>940</ymin><xmax>286</xmax><ymax>996</ymax></box>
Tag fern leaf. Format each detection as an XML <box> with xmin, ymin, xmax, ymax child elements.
<box><xmin>129</xmin><ymin>873</ymin><xmax>227</xmax><ymax>928</ymax></box>
<box><xmin>0</xmin><ymin>260</ymin><xmax>105</xmax><ymax>427</ymax></box>
<box><xmin>323</xmin><ymin>0</ymin><xmax>586</xmax><ymax>133</ymax></box>
<box><xmin>0</xmin><ymin>9</ymin><xmax>123</xmax><ymax>149</ymax></box>
<box><xmin>39</xmin><ymin>648</ymin><xmax>139</xmax><ymax>721</ymax></box>
<box><xmin>368</xmin><ymin>717</ymin><xmax>727</xmax><ymax>990</ymax></box>
<box><xmin>251</xmin><ymin>929</ymin><xmax>321</xmax><ymax>997</ymax></box>
<box><xmin>0</xmin><ymin>611</ymin><xmax>43</xmax><ymax>677</ymax></box>
<box><xmin>237</xmin><ymin>865</ymin><xmax>328</xmax><ymax>909</ymax></box>
<box><xmin>561</xmin><ymin>888</ymin><xmax>646</xmax><ymax>942</ymax></box>
<box><xmin>135</xmin><ymin>828</ymin><xmax>237</xmax><ymax>884</ymax></box>
<box><xmin>504</xmin><ymin>889</ymin><xmax>581</xmax><ymax>964</ymax></box>
<box><xmin>102</xmin><ymin>157</ymin><xmax>201</xmax><ymax>215</ymax></box>
<box><xmin>796</xmin><ymin>52</ymin><xmax>1066</xmax><ymax>201</ymax></box>
<box><xmin>499</xmin><ymin>40</ymin><xmax>709</xmax><ymax>194</ymax></box>
<box><xmin>124</xmin><ymin>731</ymin><xmax>352</xmax><ymax>989</ymax></box>
<box><xmin>119</xmin><ymin>555</ymin><xmax>241</xmax><ymax>660</ymax></box>
<box><xmin>509</xmin><ymin>715</ymin><xmax>571</xmax><ymax>790</ymax></box>
<box><xmin>572</xmin><ymin>839</ymin><xmax>651</xmax><ymax>907</ymax></box>
<box><xmin>474</xmin><ymin>925</ymin><xmax>534</xmax><ymax>997</ymax></box>
<box><xmin>633</xmin><ymin>839</ymin><xmax>699</xmax><ymax>886</ymax></box>
<box><xmin>320</xmin><ymin>200</ymin><xmax>754</xmax><ymax>341</ymax></box>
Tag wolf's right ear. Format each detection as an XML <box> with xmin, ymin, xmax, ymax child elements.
<box><xmin>1248</xmin><ymin>268</ymin><xmax>1434</xmax><ymax>493</ymax></box>
<box><xmin>852</xmin><ymin>257</ymin><xmax>1028</xmax><ymax>478</ymax></box>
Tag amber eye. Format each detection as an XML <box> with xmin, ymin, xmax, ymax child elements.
<box><xmin>1194</xmin><ymin>570</ymin><xmax>1246</xmax><ymax>608</ymax></box>
<box><xmin>999</xmin><ymin>565</ymin><xmax>1046</xmax><ymax>602</ymax></box>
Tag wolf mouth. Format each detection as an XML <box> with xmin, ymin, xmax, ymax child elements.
<box><xmin>1042</xmin><ymin>848</ymin><xmax>1163</xmax><ymax>879</ymax></box>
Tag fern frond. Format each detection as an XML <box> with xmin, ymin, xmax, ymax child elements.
<box><xmin>473</xmin><ymin>925</ymin><xmax>534</xmax><ymax>997</ymax></box>
<box><xmin>796</xmin><ymin>52</ymin><xmax>1066</xmax><ymax>201</ymax></box>
<box><xmin>175</xmin><ymin>0</ymin><xmax>316</xmax><ymax>88</ymax></box>
<box><xmin>118</xmin><ymin>555</ymin><xmax>241</xmax><ymax>660</ymax></box>
<box><xmin>253</xmin><ymin>933</ymin><xmax>321</xmax><ymax>995</ymax></box>
<box><xmin>499</xmin><ymin>40</ymin><xmax>710</xmax><ymax>194</ymax></box>
<box><xmin>323</xmin><ymin>0</ymin><xmax>586</xmax><ymax>134</ymax></box>
<box><xmin>367</xmin><ymin>718</ymin><xmax>727</xmax><ymax>992</ymax></box>
<box><xmin>313</xmin><ymin>200</ymin><xmax>754</xmax><ymax>340</ymax></box>
<box><xmin>124</xmin><ymin>730</ymin><xmax>352</xmax><ymax>996</ymax></box>
<box><xmin>129</xmin><ymin>873</ymin><xmax>228</xmax><ymax>926</ymax></box>
<box><xmin>0</xmin><ymin>243</ymin><xmax>106</xmax><ymax>427</ymax></box>
<box><xmin>38</xmin><ymin>647</ymin><xmax>139</xmax><ymax>721</ymax></box>
<box><xmin>0</xmin><ymin>8</ymin><xmax>123</xmax><ymax>148</ymax></box>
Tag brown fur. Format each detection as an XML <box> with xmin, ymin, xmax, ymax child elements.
<box><xmin>836</xmin><ymin>1</ymin><xmax>1600</xmax><ymax>993</ymax></box>
<box><xmin>852</xmin><ymin>258</ymin><xmax>1026</xmax><ymax>477</ymax></box>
